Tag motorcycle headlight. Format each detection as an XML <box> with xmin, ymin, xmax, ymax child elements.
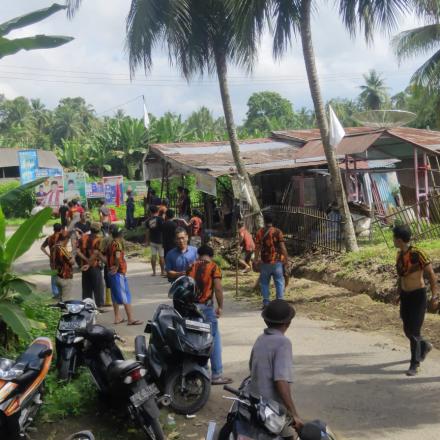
<box><xmin>66</xmin><ymin>303</ymin><xmax>85</xmax><ymax>314</ymax></box>
<box><xmin>262</xmin><ymin>405</ymin><xmax>286</xmax><ymax>435</ymax></box>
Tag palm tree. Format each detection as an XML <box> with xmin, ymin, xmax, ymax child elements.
<box><xmin>125</xmin><ymin>0</ymin><xmax>263</xmax><ymax>220</ymax></box>
<box><xmin>232</xmin><ymin>0</ymin><xmax>418</xmax><ymax>252</ymax></box>
<box><xmin>359</xmin><ymin>70</ymin><xmax>389</xmax><ymax>110</ymax></box>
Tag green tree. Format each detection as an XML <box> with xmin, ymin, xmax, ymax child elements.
<box><xmin>125</xmin><ymin>0</ymin><xmax>263</xmax><ymax>221</ymax></box>
<box><xmin>244</xmin><ymin>91</ymin><xmax>296</xmax><ymax>133</ymax></box>
<box><xmin>0</xmin><ymin>3</ymin><xmax>73</xmax><ymax>59</ymax></box>
<box><xmin>326</xmin><ymin>98</ymin><xmax>362</xmax><ymax>126</ymax></box>
<box><xmin>0</xmin><ymin>180</ymin><xmax>52</xmax><ymax>341</ymax></box>
<box><xmin>232</xmin><ymin>0</ymin><xmax>419</xmax><ymax>252</ymax></box>
<box><xmin>359</xmin><ymin>70</ymin><xmax>390</xmax><ymax>110</ymax></box>
<box><xmin>149</xmin><ymin>112</ymin><xmax>194</xmax><ymax>144</ymax></box>
<box><xmin>392</xmin><ymin>1</ymin><xmax>440</xmax><ymax>88</ymax></box>
<box><xmin>186</xmin><ymin>107</ymin><xmax>227</xmax><ymax>141</ymax></box>
<box><xmin>55</xmin><ymin>139</ymin><xmax>90</xmax><ymax>171</ymax></box>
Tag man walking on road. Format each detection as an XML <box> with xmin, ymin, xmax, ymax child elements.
<box><xmin>106</xmin><ymin>227</ymin><xmax>142</xmax><ymax>326</ymax></box>
<box><xmin>186</xmin><ymin>245</ymin><xmax>232</xmax><ymax>385</ymax></box>
<box><xmin>41</xmin><ymin>223</ymin><xmax>63</xmax><ymax>299</ymax></box>
<box><xmin>146</xmin><ymin>205</ymin><xmax>165</xmax><ymax>276</ymax></box>
<box><xmin>77</xmin><ymin>222</ymin><xmax>105</xmax><ymax>308</ymax></box>
<box><xmin>393</xmin><ymin>225</ymin><xmax>439</xmax><ymax>376</ymax></box>
<box><xmin>249</xmin><ymin>299</ymin><xmax>303</xmax><ymax>436</ymax></box>
<box><xmin>165</xmin><ymin>228</ymin><xmax>198</xmax><ymax>282</ymax></box>
<box><xmin>162</xmin><ymin>209</ymin><xmax>178</xmax><ymax>258</ymax></box>
<box><xmin>254</xmin><ymin>214</ymin><xmax>288</xmax><ymax>307</ymax></box>
<box><xmin>53</xmin><ymin>231</ymin><xmax>75</xmax><ymax>301</ymax></box>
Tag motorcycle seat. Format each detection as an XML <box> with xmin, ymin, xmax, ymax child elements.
<box><xmin>108</xmin><ymin>359</ymin><xmax>140</xmax><ymax>381</ymax></box>
<box><xmin>14</xmin><ymin>342</ymin><xmax>51</xmax><ymax>372</ymax></box>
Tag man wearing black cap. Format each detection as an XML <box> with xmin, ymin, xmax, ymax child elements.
<box><xmin>249</xmin><ymin>299</ymin><xmax>303</xmax><ymax>437</ymax></box>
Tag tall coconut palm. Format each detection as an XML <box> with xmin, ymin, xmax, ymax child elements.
<box><xmin>232</xmin><ymin>0</ymin><xmax>418</xmax><ymax>252</ymax></box>
<box><xmin>125</xmin><ymin>0</ymin><xmax>262</xmax><ymax>220</ymax></box>
<box><xmin>359</xmin><ymin>70</ymin><xmax>389</xmax><ymax>110</ymax></box>
<box><xmin>392</xmin><ymin>2</ymin><xmax>440</xmax><ymax>88</ymax></box>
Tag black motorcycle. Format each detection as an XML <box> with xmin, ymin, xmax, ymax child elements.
<box><xmin>51</xmin><ymin>299</ymin><xmax>98</xmax><ymax>381</ymax></box>
<box><xmin>135</xmin><ymin>303</ymin><xmax>213</xmax><ymax>415</ymax></box>
<box><xmin>218</xmin><ymin>379</ymin><xmax>336</xmax><ymax>440</ymax></box>
<box><xmin>77</xmin><ymin>324</ymin><xmax>164</xmax><ymax>440</ymax></box>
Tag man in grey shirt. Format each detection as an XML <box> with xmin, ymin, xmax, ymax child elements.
<box><xmin>249</xmin><ymin>299</ymin><xmax>303</xmax><ymax>438</ymax></box>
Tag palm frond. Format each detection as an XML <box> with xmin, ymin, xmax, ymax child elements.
<box><xmin>65</xmin><ymin>0</ymin><xmax>83</xmax><ymax>19</ymax></box>
<box><xmin>338</xmin><ymin>0</ymin><xmax>411</xmax><ymax>43</ymax></box>
<box><xmin>411</xmin><ymin>48</ymin><xmax>440</xmax><ymax>88</ymax></box>
<box><xmin>392</xmin><ymin>24</ymin><xmax>440</xmax><ymax>61</ymax></box>
<box><xmin>272</xmin><ymin>0</ymin><xmax>301</xmax><ymax>59</ymax></box>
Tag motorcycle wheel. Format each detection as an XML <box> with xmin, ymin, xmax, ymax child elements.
<box><xmin>138</xmin><ymin>408</ymin><xmax>165</xmax><ymax>440</ymax></box>
<box><xmin>164</xmin><ymin>369</ymin><xmax>210</xmax><ymax>415</ymax></box>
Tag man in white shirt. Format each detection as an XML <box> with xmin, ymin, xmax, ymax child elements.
<box><xmin>31</xmin><ymin>200</ymin><xmax>45</xmax><ymax>216</ymax></box>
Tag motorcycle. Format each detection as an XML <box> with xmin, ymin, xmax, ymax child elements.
<box><xmin>218</xmin><ymin>379</ymin><xmax>337</xmax><ymax>440</ymax></box>
<box><xmin>0</xmin><ymin>337</ymin><xmax>53</xmax><ymax>440</ymax></box>
<box><xmin>135</xmin><ymin>303</ymin><xmax>213</xmax><ymax>415</ymax></box>
<box><xmin>77</xmin><ymin>324</ymin><xmax>164</xmax><ymax>440</ymax></box>
<box><xmin>51</xmin><ymin>299</ymin><xmax>98</xmax><ymax>381</ymax></box>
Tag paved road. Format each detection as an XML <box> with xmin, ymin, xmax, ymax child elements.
<box><xmin>16</xmin><ymin>233</ymin><xmax>440</xmax><ymax>440</ymax></box>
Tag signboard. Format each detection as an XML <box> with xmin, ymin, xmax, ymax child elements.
<box><xmin>86</xmin><ymin>182</ymin><xmax>105</xmax><ymax>199</ymax></box>
<box><xmin>64</xmin><ymin>172</ymin><xmax>87</xmax><ymax>203</ymax></box>
<box><xmin>18</xmin><ymin>150</ymin><xmax>39</xmax><ymax>184</ymax></box>
<box><xmin>39</xmin><ymin>176</ymin><xmax>64</xmax><ymax>212</ymax></box>
<box><xmin>35</xmin><ymin>167</ymin><xmax>63</xmax><ymax>179</ymax></box>
<box><xmin>195</xmin><ymin>172</ymin><xmax>217</xmax><ymax>197</ymax></box>
<box><xmin>103</xmin><ymin>176</ymin><xmax>124</xmax><ymax>206</ymax></box>
<box><xmin>125</xmin><ymin>180</ymin><xmax>148</xmax><ymax>201</ymax></box>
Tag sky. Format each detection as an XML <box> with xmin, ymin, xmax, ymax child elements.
<box><xmin>0</xmin><ymin>1</ymin><xmax>431</xmax><ymax>123</ymax></box>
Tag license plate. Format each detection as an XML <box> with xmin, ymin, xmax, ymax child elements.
<box><xmin>185</xmin><ymin>320</ymin><xmax>211</xmax><ymax>333</ymax></box>
<box><xmin>130</xmin><ymin>383</ymin><xmax>159</xmax><ymax>407</ymax></box>
<box><xmin>59</xmin><ymin>321</ymin><xmax>82</xmax><ymax>331</ymax></box>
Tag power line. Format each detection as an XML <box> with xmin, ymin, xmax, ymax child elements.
<box><xmin>96</xmin><ymin>95</ymin><xmax>144</xmax><ymax>116</ymax></box>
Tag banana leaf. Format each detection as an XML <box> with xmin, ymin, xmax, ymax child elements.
<box><xmin>0</xmin><ymin>4</ymin><xmax>66</xmax><ymax>36</ymax></box>
<box><xmin>5</xmin><ymin>208</ymin><xmax>52</xmax><ymax>265</ymax></box>
<box><xmin>0</xmin><ymin>35</ymin><xmax>74</xmax><ymax>59</ymax></box>
<box><xmin>0</xmin><ymin>301</ymin><xmax>31</xmax><ymax>340</ymax></box>
<box><xmin>0</xmin><ymin>177</ymin><xmax>47</xmax><ymax>204</ymax></box>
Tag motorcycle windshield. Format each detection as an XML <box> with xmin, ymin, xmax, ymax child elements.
<box><xmin>178</xmin><ymin>324</ymin><xmax>213</xmax><ymax>353</ymax></box>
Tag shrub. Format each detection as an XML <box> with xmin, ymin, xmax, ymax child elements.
<box><xmin>0</xmin><ymin>180</ymin><xmax>34</xmax><ymax>218</ymax></box>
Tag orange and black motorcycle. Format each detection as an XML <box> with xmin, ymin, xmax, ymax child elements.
<box><xmin>0</xmin><ymin>337</ymin><xmax>53</xmax><ymax>439</ymax></box>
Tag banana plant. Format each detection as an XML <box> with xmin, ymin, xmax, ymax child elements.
<box><xmin>0</xmin><ymin>3</ymin><xmax>73</xmax><ymax>59</ymax></box>
<box><xmin>0</xmin><ymin>180</ymin><xmax>52</xmax><ymax>340</ymax></box>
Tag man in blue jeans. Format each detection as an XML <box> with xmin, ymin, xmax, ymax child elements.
<box><xmin>254</xmin><ymin>214</ymin><xmax>288</xmax><ymax>308</ymax></box>
<box><xmin>187</xmin><ymin>245</ymin><xmax>232</xmax><ymax>385</ymax></box>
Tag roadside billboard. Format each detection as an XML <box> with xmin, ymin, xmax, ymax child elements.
<box><xmin>64</xmin><ymin>172</ymin><xmax>87</xmax><ymax>203</ymax></box>
<box><xmin>103</xmin><ymin>176</ymin><xmax>124</xmax><ymax>206</ymax></box>
<box><xmin>18</xmin><ymin>150</ymin><xmax>39</xmax><ymax>184</ymax></box>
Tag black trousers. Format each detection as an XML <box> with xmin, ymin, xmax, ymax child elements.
<box><xmin>400</xmin><ymin>288</ymin><xmax>429</xmax><ymax>366</ymax></box>
<box><xmin>82</xmin><ymin>266</ymin><xmax>104</xmax><ymax>307</ymax></box>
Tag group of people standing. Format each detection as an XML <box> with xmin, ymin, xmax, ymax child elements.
<box><xmin>40</xmin><ymin>199</ymin><xmax>142</xmax><ymax>326</ymax></box>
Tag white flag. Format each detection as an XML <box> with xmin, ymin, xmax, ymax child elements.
<box><xmin>143</xmin><ymin>97</ymin><xmax>150</xmax><ymax>129</ymax></box>
<box><xmin>329</xmin><ymin>105</ymin><xmax>345</xmax><ymax>148</ymax></box>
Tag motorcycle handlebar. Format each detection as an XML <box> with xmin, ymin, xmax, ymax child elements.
<box><xmin>223</xmin><ymin>385</ymin><xmax>240</xmax><ymax>396</ymax></box>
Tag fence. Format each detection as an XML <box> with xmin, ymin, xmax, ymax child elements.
<box><xmin>242</xmin><ymin>205</ymin><xmax>343</xmax><ymax>254</ymax></box>
<box><xmin>374</xmin><ymin>192</ymin><xmax>440</xmax><ymax>247</ymax></box>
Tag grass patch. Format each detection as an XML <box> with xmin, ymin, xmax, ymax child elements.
<box><xmin>213</xmin><ymin>254</ymin><xmax>230</xmax><ymax>270</ymax></box>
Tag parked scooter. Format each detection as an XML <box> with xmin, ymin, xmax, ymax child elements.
<box><xmin>77</xmin><ymin>324</ymin><xmax>164</xmax><ymax>440</ymax></box>
<box><xmin>135</xmin><ymin>277</ymin><xmax>213</xmax><ymax>415</ymax></box>
<box><xmin>218</xmin><ymin>378</ymin><xmax>337</xmax><ymax>440</ymax></box>
<box><xmin>0</xmin><ymin>337</ymin><xmax>53</xmax><ymax>440</ymax></box>
<box><xmin>51</xmin><ymin>299</ymin><xmax>98</xmax><ymax>380</ymax></box>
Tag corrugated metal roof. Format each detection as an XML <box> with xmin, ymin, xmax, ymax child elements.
<box><xmin>273</xmin><ymin>127</ymin><xmax>379</xmax><ymax>142</ymax></box>
<box><xmin>0</xmin><ymin>148</ymin><xmax>62</xmax><ymax>169</ymax></box>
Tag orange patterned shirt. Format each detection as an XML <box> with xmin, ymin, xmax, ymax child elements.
<box><xmin>255</xmin><ymin>227</ymin><xmax>285</xmax><ymax>264</ymax></box>
<box><xmin>187</xmin><ymin>260</ymin><xmax>222</xmax><ymax>304</ymax></box>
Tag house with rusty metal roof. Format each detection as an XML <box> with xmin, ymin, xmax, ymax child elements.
<box><xmin>144</xmin><ymin>126</ymin><xmax>440</xmax><ymax>216</ymax></box>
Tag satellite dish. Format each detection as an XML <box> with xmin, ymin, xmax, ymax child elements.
<box><xmin>352</xmin><ymin>110</ymin><xmax>416</xmax><ymax>128</ymax></box>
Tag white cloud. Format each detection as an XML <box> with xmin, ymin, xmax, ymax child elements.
<box><xmin>0</xmin><ymin>0</ymin><xmax>432</xmax><ymax>123</ymax></box>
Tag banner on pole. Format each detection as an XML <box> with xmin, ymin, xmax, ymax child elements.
<box><xmin>125</xmin><ymin>180</ymin><xmax>148</xmax><ymax>201</ymax></box>
<box><xmin>18</xmin><ymin>150</ymin><xmax>39</xmax><ymax>184</ymax></box>
<box><xmin>39</xmin><ymin>176</ymin><xmax>64</xmax><ymax>212</ymax></box>
<box><xmin>103</xmin><ymin>176</ymin><xmax>124</xmax><ymax>206</ymax></box>
<box><xmin>64</xmin><ymin>172</ymin><xmax>87</xmax><ymax>203</ymax></box>
<box><xmin>86</xmin><ymin>182</ymin><xmax>105</xmax><ymax>199</ymax></box>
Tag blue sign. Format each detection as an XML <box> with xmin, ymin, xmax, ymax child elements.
<box><xmin>35</xmin><ymin>168</ymin><xmax>63</xmax><ymax>178</ymax></box>
<box><xmin>18</xmin><ymin>150</ymin><xmax>39</xmax><ymax>184</ymax></box>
